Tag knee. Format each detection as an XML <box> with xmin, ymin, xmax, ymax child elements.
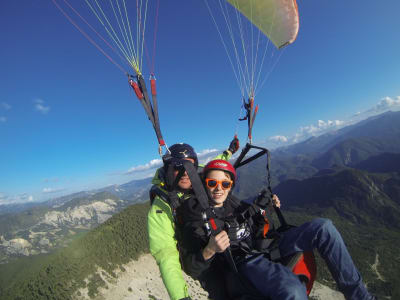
<box><xmin>276</xmin><ymin>280</ymin><xmax>307</xmax><ymax>300</ymax></box>
<box><xmin>289</xmin><ymin>282</ymin><xmax>307</xmax><ymax>297</ymax></box>
<box><xmin>312</xmin><ymin>218</ymin><xmax>341</xmax><ymax>237</ymax></box>
<box><xmin>312</xmin><ymin>218</ymin><xmax>333</xmax><ymax>230</ymax></box>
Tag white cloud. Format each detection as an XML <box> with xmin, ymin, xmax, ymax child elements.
<box><xmin>0</xmin><ymin>190</ymin><xmax>65</xmax><ymax>205</ymax></box>
<box><xmin>42</xmin><ymin>187</ymin><xmax>65</xmax><ymax>194</ymax></box>
<box><xmin>0</xmin><ymin>193</ymin><xmax>8</xmax><ymax>204</ymax></box>
<box><xmin>266</xmin><ymin>95</ymin><xmax>400</xmax><ymax>149</ymax></box>
<box><xmin>34</xmin><ymin>99</ymin><xmax>50</xmax><ymax>114</ymax></box>
<box><xmin>269</xmin><ymin>135</ymin><xmax>288</xmax><ymax>143</ymax></box>
<box><xmin>0</xmin><ymin>102</ymin><xmax>10</xmax><ymax>123</ymax></box>
<box><xmin>11</xmin><ymin>193</ymin><xmax>34</xmax><ymax>203</ymax></box>
<box><xmin>197</xmin><ymin>148</ymin><xmax>219</xmax><ymax>163</ymax></box>
<box><xmin>1</xmin><ymin>102</ymin><xmax>11</xmax><ymax>110</ymax></box>
<box><xmin>197</xmin><ymin>149</ymin><xmax>219</xmax><ymax>158</ymax></box>
<box><xmin>291</xmin><ymin>119</ymin><xmax>345</xmax><ymax>143</ymax></box>
<box><xmin>0</xmin><ymin>193</ymin><xmax>35</xmax><ymax>205</ymax></box>
<box><xmin>346</xmin><ymin>96</ymin><xmax>400</xmax><ymax>126</ymax></box>
<box><xmin>366</xmin><ymin>96</ymin><xmax>400</xmax><ymax>114</ymax></box>
<box><xmin>19</xmin><ymin>193</ymin><xmax>34</xmax><ymax>201</ymax></box>
<box><xmin>125</xmin><ymin>159</ymin><xmax>163</xmax><ymax>175</ymax></box>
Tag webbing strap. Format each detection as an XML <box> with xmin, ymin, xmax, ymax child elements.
<box><xmin>137</xmin><ymin>75</ymin><xmax>165</xmax><ymax>146</ymax></box>
<box><xmin>248</xmin><ymin>104</ymin><xmax>258</xmax><ymax>141</ymax></box>
<box><xmin>182</xmin><ymin>160</ymin><xmax>209</xmax><ymax>211</ymax></box>
<box><xmin>234</xmin><ymin>143</ymin><xmax>291</xmax><ymax>229</ymax></box>
<box><xmin>149</xmin><ymin>185</ymin><xmax>180</xmax><ymax>216</ymax></box>
<box><xmin>233</xmin><ymin>143</ymin><xmax>268</xmax><ymax>169</ymax></box>
<box><xmin>149</xmin><ymin>78</ymin><xmax>164</xmax><ymax>145</ymax></box>
<box><xmin>134</xmin><ymin>75</ymin><xmax>154</xmax><ymax>124</ymax></box>
<box><xmin>130</xmin><ymin>74</ymin><xmax>165</xmax><ymax>147</ymax></box>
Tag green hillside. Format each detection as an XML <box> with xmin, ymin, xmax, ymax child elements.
<box><xmin>1</xmin><ymin>179</ymin><xmax>399</xmax><ymax>299</ymax></box>
<box><xmin>312</xmin><ymin>137</ymin><xmax>400</xmax><ymax>169</ymax></box>
<box><xmin>0</xmin><ymin>202</ymin><xmax>149</xmax><ymax>300</ymax></box>
<box><xmin>274</xmin><ymin>168</ymin><xmax>400</xmax><ymax>228</ymax></box>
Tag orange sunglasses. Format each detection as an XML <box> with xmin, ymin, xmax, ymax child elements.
<box><xmin>205</xmin><ymin>178</ymin><xmax>233</xmax><ymax>190</ymax></box>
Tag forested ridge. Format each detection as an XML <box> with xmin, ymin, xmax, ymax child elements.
<box><xmin>0</xmin><ymin>202</ymin><xmax>149</xmax><ymax>299</ymax></box>
<box><xmin>1</xmin><ymin>180</ymin><xmax>399</xmax><ymax>299</ymax></box>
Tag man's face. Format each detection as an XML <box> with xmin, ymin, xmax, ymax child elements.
<box><xmin>173</xmin><ymin>158</ymin><xmax>195</xmax><ymax>190</ymax></box>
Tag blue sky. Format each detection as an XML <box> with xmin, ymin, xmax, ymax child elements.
<box><xmin>1</xmin><ymin>1</ymin><xmax>400</xmax><ymax>204</ymax></box>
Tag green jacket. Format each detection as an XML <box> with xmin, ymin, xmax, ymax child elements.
<box><xmin>147</xmin><ymin>151</ymin><xmax>231</xmax><ymax>300</ymax></box>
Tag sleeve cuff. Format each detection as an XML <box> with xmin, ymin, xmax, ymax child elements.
<box><xmin>223</xmin><ymin>150</ymin><xmax>232</xmax><ymax>157</ymax></box>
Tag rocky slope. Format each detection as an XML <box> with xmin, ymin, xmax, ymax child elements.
<box><xmin>74</xmin><ymin>254</ymin><xmax>345</xmax><ymax>300</ymax></box>
<box><xmin>0</xmin><ymin>193</ymin><xmax>133</xmax><ymax>261</ymax></box>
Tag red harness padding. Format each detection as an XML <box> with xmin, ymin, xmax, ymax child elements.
<box><xmin>283</xmin><ymin>251</ymin><xmax>317</xmax><ymax>295</ymax></box>
<box><xmin>260</xmin><ymin>209</ymin><xmax>316</xmax><ymax>295</ymax></box>
<box><xmin>129</xmin><ymin>79</ymin><xmax>144</xmax><ymax>100</ymax></box>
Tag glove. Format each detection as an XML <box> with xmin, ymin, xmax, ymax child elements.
<box><xmin>228</xmin><ymin>136</ymin><xmax>240</xmax><ymax>154</ymax></box>
<box><xmin>162</xmin><ymin>154</ymin><xmax>185</xmax><ymax>169</ymax></box>
<box><xmin>255</xmin><ymin>189</ymin><xmax>273</xmax><ymax>208</ymax></box>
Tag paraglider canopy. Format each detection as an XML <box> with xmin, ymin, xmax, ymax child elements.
<box><xmin>227</xmin><ymin>0</ymin><xmax>299</xmax><ymax>49</ymax></box>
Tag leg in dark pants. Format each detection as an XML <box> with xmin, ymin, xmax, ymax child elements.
<box><xmin>279</xmin><ymin>218</ymin><xmax>374</xmax><ymax>300</ymax></box>
<box><xmin>238</xmin><ymin>254</ymin><xmax>308</xmax><ymax>300</ymax></box>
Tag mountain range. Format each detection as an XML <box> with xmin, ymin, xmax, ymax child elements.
<box><xmin>0</xmin><ymin>110</ymin><xmax>399</xmax><ymax>299</ymax></box>
<box><xmin>0</xmin><ymin>178</ymin><xmax>151</xmax><ymax>264</ymax></box>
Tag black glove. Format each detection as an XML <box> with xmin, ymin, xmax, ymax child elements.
<box><xmin>255</xmin><ymin>189</ymin><xmax>273</xmax><ymax>208</ymax></box>
<box><xmin>162</xmin><ymin>154</ymin><xmax>185</xmax><ymax>169</ymax></box>
<box><xmin>228</xmin><ymin>136</ymin><xmax>240</xmax><ymax>154</ymax></box>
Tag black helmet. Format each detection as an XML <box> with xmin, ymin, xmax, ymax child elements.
<box><xmin>166</xmin><ymin>143</ymin><xmax>198</xmax><ymax>168</ymax></box>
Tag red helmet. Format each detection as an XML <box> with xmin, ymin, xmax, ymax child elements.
<box><xmin>203</xmin><ymin>159</ymin><xmax>237</xmax><ymax>183</ymax></box>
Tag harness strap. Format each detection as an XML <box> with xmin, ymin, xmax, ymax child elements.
<box><xmin>181</xmin><ymin>161</ymin><xmax>210</xmax><ymax>211</ymax></box>
<box><xmin>149</xmin><ymin>185</ymin><xmax>182</xmax><ymax>225</ymax></box>
<box><xmin>149</xmin><ymin>185</ymin><xmax>168</xmax><ymax>205</ymax></box>
<box><xmin>129</xmin><ymin>74</ymin><xmax>165</xmax><ymax>147</ymax></box>
<box><xmin>234</xmin><ymin>143</ymin><xmax>268</xmax><ymax>169</ymax></box>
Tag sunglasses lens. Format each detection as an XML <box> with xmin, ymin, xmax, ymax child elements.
<box><xmin>207</xmin><ymin>179</ymin><xmax>218</xmax><ymax>188</ymax></box>
<box><xmin>221</xmin><ymin>181</ymin><xmax>232</xmax><ymax>189</ymax></box>
<box><xmin>206</xmin><ymin>179</ymin><xmax>232</xmax><ymax>189</ymax></box>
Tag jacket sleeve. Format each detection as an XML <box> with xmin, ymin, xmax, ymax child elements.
<box><xmin>180</xmin><ymin>225</ymin><xmax>214</xmax><ymax>279</ymax></box>
<box><xmin>147</xmin><ymin>196</ymin><xmax>189</xmax><ymax>300</ymax></box>
<box><xmin>215</xmin><ymin>150</ymin><xmax>232</xmax><ymax>161</ymax></box>
<box><xmin>198</xmin><ymin>151</ymin><xmax>232</xmax><ymax>168</ymax></box>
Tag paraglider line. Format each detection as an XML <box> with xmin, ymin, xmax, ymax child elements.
<box><xmin>52</xmin><ymin>0</ymin><xmax>127</xmax><ymax>74</ymax></box>
<box><xmin>204</xmin><ymin>0</ymin><xmax>245</xmax><ymax>97</ymax></box>
<box><xmin>87</xmin><ymin>0</ymin><xmax>139</xmax><ymax>73</ymax></box>
<box><xmin>151</xmin><ymin>0</ymin><xmax>160</xmax><ymax>74</ymax></box>
<box><xmin>61</xmin><ymin>0</ymin><xmax>126</xmax><ymax>66</ymax></box>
